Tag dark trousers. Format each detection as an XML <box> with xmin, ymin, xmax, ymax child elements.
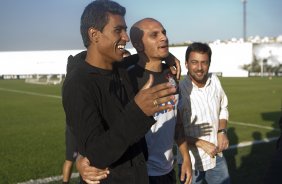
<box><xmin>149</xmin><ymin>169</ymin><xmax>176</xmax><ymax>184</ymax></box>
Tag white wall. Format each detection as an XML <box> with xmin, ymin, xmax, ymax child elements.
<box><xmin>0</xmin><ymin>50</ymin><xmax>82</xmax><ymax>75</ymax></box>
<box><xmin>209</xmin><ymin>43</ymin><xmax>252</xmax><ymax>77</ymax></box>
<box><xmin>0</xmin><ymin>43</ymin><xmax>254</xmax><ymax>77</ymax></box>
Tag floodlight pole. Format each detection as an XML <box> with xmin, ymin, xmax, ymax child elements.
<box><xmin>242</xmin><ymin>0</ymin><xmax>247</xmax><ymax>42</ymax></box>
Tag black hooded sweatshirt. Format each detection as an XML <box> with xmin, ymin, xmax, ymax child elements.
<box><xmin>62</xmin><ymin>51</ymin><xmax>154</xmax><ymax>184</ymax></box>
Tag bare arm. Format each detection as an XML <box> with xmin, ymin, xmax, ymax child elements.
<box><xmin>186</xmin><ymin>136</ymin><xmax>218</xmax><ymax>158</ymax></box>
<box><xmin>178</xmin><ymin>142</ymin><xmax>192</xmax><ymax>184</ymax></box>
<box><xmin>175</xmin><ymin>111</ymin><xmax>192</xmax><ymax>184</ymax></box>
<box><xmin>123</xmin><ymin>53</ymin><xmax>182</xmax><ymax>80</ymax></box>
<box><xmin>217</xmin><ymin>119</ymin><xmax>229</xmax><ymax>152</ymax></box>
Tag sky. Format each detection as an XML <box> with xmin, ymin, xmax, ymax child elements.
<box><xmin>0</xmin><ymin>0</ymin><xmax>281</xmax><ymax>51</ymax></box>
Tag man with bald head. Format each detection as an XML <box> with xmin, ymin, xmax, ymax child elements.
<box><xmin>126</xmin><ymin>18</ymin><xmax>192</xmax><ymax>184</ymax></box>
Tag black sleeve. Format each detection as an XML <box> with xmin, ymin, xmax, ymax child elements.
<box><xmin>119</xmin><ymin>54</ymin><xmax>139</xmax><ymax>68</ymax></box>
<box><xmin>63</xmin><ymin>77</ymin><xmax>154</xmax><ymax>168</ymax></box>
<box><xmin>86</xmin><ymin>100</ymin><xmax>154</xmax><ymax>168</ymax></box>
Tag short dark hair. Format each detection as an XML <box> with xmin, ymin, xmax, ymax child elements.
<box><xmin>185</xmin><ymin>42</ymin><xmax>212</xmax><ymax>63</ymax></box>
<box><xmin>80</xmin><ymin>0</ymin><xmax>126</xmax><ymax>48</ymax></box>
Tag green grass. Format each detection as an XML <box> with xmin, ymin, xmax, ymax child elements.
<box><xmin>0</xmin><ymin>77</ymin><xmax>281</xmax><ymax>184</ymax></box>
<box><xmin>0</xmin><ymin>80</ymin><xmax>65</xmax><ymax>183</ymax></box>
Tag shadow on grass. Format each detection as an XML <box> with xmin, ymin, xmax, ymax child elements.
<box><xmin>51</xmin><ymin>113</ymin><xmax>282</xmax><ymax>184</ymax></box>
<box><xmin>261</xmin><ymin>111</ymin><xmax>281</xmax><ymax>129</ymax></box>
<box><xmin>225</xmin><ymin>140</ymin><xmax>276</xmax><ymax>184</ymax></box>
<box><xmin>225</xmin><ymin>112</ymin><xmax>282</xmax><ymax>184</ymax></box>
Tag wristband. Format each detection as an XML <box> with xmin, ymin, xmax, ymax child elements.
<box><xmin>217</xmin><ymin>128</ymin><xmax>227</xmax><ymax>134</ymax></box>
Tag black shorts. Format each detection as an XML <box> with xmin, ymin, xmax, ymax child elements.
<box><xmin>65</xmin><ymin>125</ymin><xmax>78</xmax><ymax>161</ymax></box>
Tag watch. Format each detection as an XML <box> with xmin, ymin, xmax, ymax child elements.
<box><xmin>217</xmin><ymin>128</ymin><xmax>227</xmax><ymax>134</ymax></box>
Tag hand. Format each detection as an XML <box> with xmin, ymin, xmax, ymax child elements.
<box><xmin>134</xmin><ymin>74</ymin><xmax>176</xmax><ymax>116</ymax></box>
<box><xmin>165</xmin><ymin>53</ymin><xmax>181</xmax><ymax>80</ymax></box>
<box><xmin>180</xmin><ymin>157</ymin><xmax>192</xmax><ymax>184</ymax></box>
<box><xmin>76</xmin><ymin>155</ymin><xmax>109</xmax><ymax>184</ymax></box>
<box><xmin>217</xmin><ymin>133</ymin><xmax>229</xmax><ymax>152</ymax></box>
<box><xmin>198</xmin><ymin>139</ymin><xmax>218</xmax><ymax>158</ymax></box>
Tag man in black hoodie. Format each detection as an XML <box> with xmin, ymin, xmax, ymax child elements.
<box><xmin>62</xmin><ymin>1</ymin><xmax>177</xmax><ymax>184</ymax></box>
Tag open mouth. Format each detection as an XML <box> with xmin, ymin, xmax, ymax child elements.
<box><xmin>159</xmin><ymin>44</ymin><xmax>169</xmax><ymax>52</ymax></box>
<box><xmin>159</xmin><ymin>45</ymin><xmax>168</xmax><ymax>49</ymax></box>
<box><xmin>117</xmin><ymin>44</ymin><xmax>125</xmax><ymax>52</ymax></box>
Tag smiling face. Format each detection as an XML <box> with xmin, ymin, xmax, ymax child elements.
<box><xmin>186</xmin><ymin>51</ymin><xmax>210</xmax><ymax>87</ymax></box>
<box><xmin>95</xmin><ymin>13</ymin><xmax>129</xmax><ymax>64</ymax></box>
<box><xmin>133</xmin><ymin>18</ymin><xmax>169</xmax><ymax>61</ymax></box>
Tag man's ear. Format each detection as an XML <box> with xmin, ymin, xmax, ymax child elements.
<box><xmin>185</xmin><ymin>61</ymin><xmax>189</xmax><ymax>70</ymax></box>
<box><xmin>133</xmin><ymin>42</ymin><xmax>144</xmax><ymax>52</ymax></box>
<box><xmin>88</xmin><ymin>27</ymin><xmax>99</xmax><ymax>43</ymax></box>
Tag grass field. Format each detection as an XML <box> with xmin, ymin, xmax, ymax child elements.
<box><xmin>0</xmin><ymin>77</ymin><xmax>281</xmax><ymax>184</ymax></box>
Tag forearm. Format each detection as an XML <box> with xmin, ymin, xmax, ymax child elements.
<box><xmin>186</xmin><ymin>136</ymin><xmax>205</xmax><ymax>149</ymax></box>
<box><xmin>177</xmin><ymin>141</ymin><xmax>191</xmax><ymax>161</ymax></box>
<box><xmin>218</xmin><ymin>119</ymin><xmax>227</xmax><ymax>130</ymax></box>
<box><xmin>217</xmin><ymin>119</ymin><xmax>229</xmax><ymax>152</ymax></box>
